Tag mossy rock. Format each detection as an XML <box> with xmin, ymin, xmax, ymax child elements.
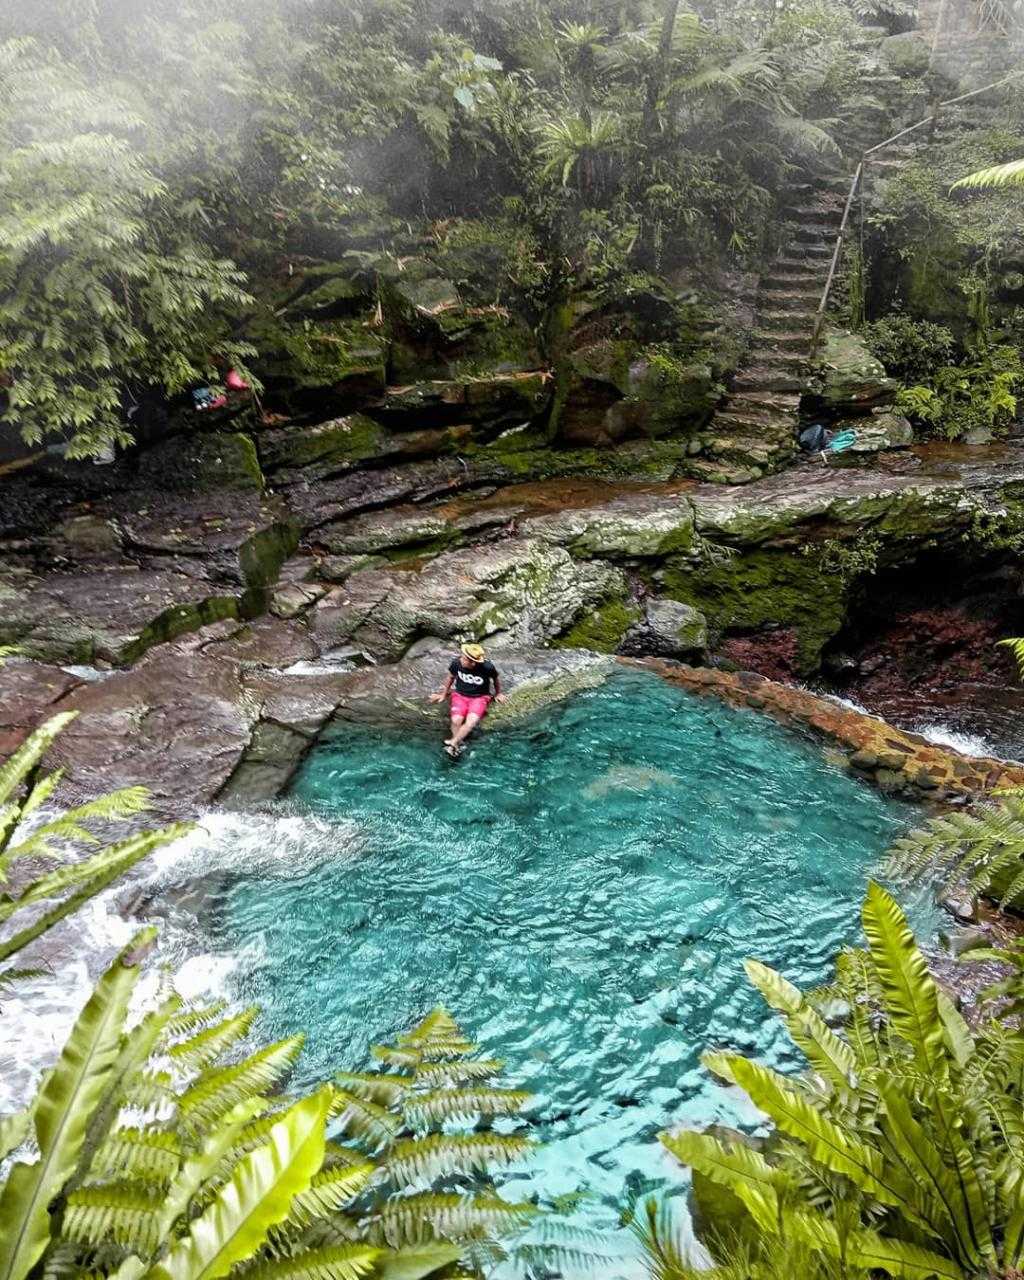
<box><xmin>259</xmin><ymin>414</ymin><xmax>389</xmax><ymax>473</ymax></box>
<box><xmin>659</xmin><ymin>546</ymin><xmax>847</xmax><ymax>672</ymax></box>
<box><xmin>248</xmin><ymin>310</ymin><xmax>387</xmax><ymax>401</ymax></box>
<box><xmin>566</xmin><ymin>340</ymin><xmax>637</xmax><ymax>395</ymax></box>
<box><xmin>465</xmin><ymin>436</ymin><xmax>694</xmax><ymax>483</ymax></box>
<box><xmin>813</xmin><ymin>329</ymin><xmax>897</xmax><ymax>411</ymax></box>
<box><xmin>552</xmin><ymin>598</ymin><xmax>640</xmax><ymax>653</ymax></box>
<box><xmin>621</xmin><ymin>352</ymin><xmax>719</xmax><ymax>437</ymax></box>
<box><xmin>137</xmin><ymin>432</ymin><xmax>264</xmax><ymax>492</ymax></box>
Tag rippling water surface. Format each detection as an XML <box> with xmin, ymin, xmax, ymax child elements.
<box><xmin>206</xmin><ymin>669</ymin><xmax>928</xmax><ymax>1248</ymax></box>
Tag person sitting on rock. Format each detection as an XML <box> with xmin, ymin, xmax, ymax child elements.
<box><xmin>429</xmin><ymin>642</ymin><xmax>507</xmax><ymax>756</ymax></box>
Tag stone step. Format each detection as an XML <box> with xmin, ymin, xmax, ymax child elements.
<box><xmin>727</xmin><ymin>389</ymin><xmax>801</xmax><ymax>414</ymax></box>
<box><xmin>732</xmin><ymin>367</ymin><xmax>806</xmax><ymax>393</ymax></box>
<box><xmin>714</xmin><ymin>410</ymin><xmax>796</xmax><ymax>436</ymax></box>
<box><xmin>742</xmin><ymin>348</ymin><xmax>808</xmax><ymax>373</ymax></box>
<box><xmin>763</xmin><ymin>271</ymin><xmax>823</xmax><ymax>286</ymax></box>
<box><xmin>770</xmin><ymin>260</ymin><xmax>830</xmax><ymax>278</ymax></box>
<box><xmin>703</xmin><ymin>431</ymin><xmax>795</xmax><ymax>469</ymax></box>
<box><xmin>758</xmin><ymin>313</ymin><xmax>814</xmax><ymax>335</ymax></box>
<box><xmin>790</xmin><ymin>224</ymin><xmax>833</xmax><ymax>245</ymax></box>
<box><xmin>782</xmin><ymin>206</ymin><xmax>842</xmax><ymax>224</ymax></box>
<box><xmin>754</xmin><ymin>329</ymin><xmax>810</xmax><ymax>350</ymax></box>
<box><xmin>758</xmin><ymin>297</ymin><xmax>818</xmax><ymax>317</ymax></box>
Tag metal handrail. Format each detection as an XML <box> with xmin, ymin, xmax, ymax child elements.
<box><xmin>808</xmin><ymin>69</ymin><xmax>1023</xmax><ymax>354</ymax></box>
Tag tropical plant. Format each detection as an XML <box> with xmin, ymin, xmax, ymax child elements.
<box><xmin>863</xmin><ymin>315</ymin><xmax>955</xmax><ymax>384</ymax></box>
<box><xmin>0</xmin><ymin>38</ymin><xmax>255</xmax><ymax>457</ymax></box>
<box><xmin>892</xmin><ymin>346</ymin><xmax>1022</xmax><ymax>440</ymax></box>
<box><xmin>0</xmin><ymin>709</ymin><xmax>187</xmax><ymax>993</ymax></box>
<box><xmin>534</xmin><ymin>111</ymin><xmax>624</xmax><ymax>193</ymax></box>
<box><xmin>887</xmin><ymin>785</ymin><xmax>1024</xmax><ymax>910</ymax></box>
<box><xmin>952</xmin><ymin>158</ymin><xmax>1024</xmax><ymax>191</ymax></box>
<box><xmin>885</xmin><ymin>636</ymin><xmax>1024</xmax><ymax>909</ymax></box>
<box><xmin>655</xmin><ymin>882</ymin><xmax>1024</xmax><ymax>1280</ymax></box>
<box><xmin>0</xmin><ymin>947</ymin><xmax>558</xmax><ymax>1280</ymax></box>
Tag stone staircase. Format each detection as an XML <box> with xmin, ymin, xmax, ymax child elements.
<box><xmin>695</xmin><ymin>182</ymin><xmax>846</xmax><ymax>482</ymax></box>
<box><xmin>685</xmin><ymin>14</ymin><xmax>1018</xmax><ymax>486</ymax></box>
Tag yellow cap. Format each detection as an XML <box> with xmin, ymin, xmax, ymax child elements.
<box><xmin>460</xmin><ymin>642</ymin><xmax>485</xmax><ymax>660</ymax></box>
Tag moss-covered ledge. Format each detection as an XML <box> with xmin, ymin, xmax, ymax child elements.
<box><xmin>624</xmin><ymin>657</ymin><xmax>1024</xmax><ymax>799</ymax></box>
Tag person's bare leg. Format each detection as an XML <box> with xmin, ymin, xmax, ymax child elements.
<box><xmin>445</xmin><ymin>714</ymin><xmax>465</xmax><ymax>747</ymax></box>
<box><xmin>450</xmin><ymin>711</ymin><xmax>482</xmax><ymax>748</ymax></box>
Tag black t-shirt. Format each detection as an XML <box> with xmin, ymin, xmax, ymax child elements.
<box><xmin>449</xmin><ymin>657</ymin><xmax>498</xmax><ymax>697</ymax></box>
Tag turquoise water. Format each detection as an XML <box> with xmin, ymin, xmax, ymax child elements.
<box><xmin>210</xmin><ymin>669</ymin><xmax>924</xmax><ymax>1247</ymax></box>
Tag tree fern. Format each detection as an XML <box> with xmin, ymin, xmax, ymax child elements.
<box><xmin>953</xmin><ymin>159</ymin><xmax>1024</xmax><ymax>191</ymax></box>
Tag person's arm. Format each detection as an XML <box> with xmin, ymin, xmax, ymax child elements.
<box><xmin>429</xmin><ymin>671</ymin><xmax>455</xmax><ymax>703</ymax></box>
<box><xmin>492</xmin><ymin>667</ymin><xmax>508</xmax><ymax>703</ymax></box>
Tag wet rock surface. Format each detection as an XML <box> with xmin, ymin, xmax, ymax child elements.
<box><xmin>631</xmin><ymin>657</ymin><xmax>1024</xmax><ymax>799</ymax></box>
<box><xmin>4</xmin><ymin>434</ymin><xmax>1024</xmax><ymax>822</ymax></box>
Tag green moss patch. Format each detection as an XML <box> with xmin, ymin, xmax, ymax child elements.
<box><xmin>553</xmin><ymin>598</ymin><xmax>640</xmax><ymax>653</ymax></box>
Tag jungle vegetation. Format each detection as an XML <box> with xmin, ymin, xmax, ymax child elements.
<box><xmin>5</xmin><ymin>0</ymin><xmax>1022</xmax><ymax>455</ymax></box>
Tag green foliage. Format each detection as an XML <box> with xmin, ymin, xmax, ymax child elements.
<box><xmin>0</xmin><ymin>710</ymin><xmax>187</xmax><ymax>991</ymax></box>
<box><xmin>654</xmin><ymin>882</ymin><xmax>1024</xmax><ymax>1280</ymax></box>
<box><xmin>801</xmin><ymin>534</ymin><xmax>881</xmax><ymax>588</ymax></box>
<box><xmin>887</xmin><ymin>788</ymin><xmax>1024</xmax><ymax>910</ymax></box>
<box><xmin>0</xmin><ymin>980</ymin><xmax>566</xmax><ymax>1280</ymax></box>
<box><xmin>0</xmin><ymin>38</ymin><xmax>256</xmax><ymax>457</ymax></box>
<box><xmin>863</xmin><ymin>315</ymin><xmax>955</xmax><ymax>384</ymax></box>
<box><xmin>952</xmin><ymin>157</ymin><xmax>1024</xmax><ymax>190</ymax></box>
<box><xmin>893</xmin><ymin>345</ymin><xmax>1022</xmax><ymax>440</ymax></box>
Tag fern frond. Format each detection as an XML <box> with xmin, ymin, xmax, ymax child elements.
<box><xmin>329</xmin><ymin>1089</ymin><xmax>401</xmax><ymax>1147</ymax></box>
<box><xmin>283</xmin><ymin>1164</ymin><xmax>377</xmax><ymax>1228</ymax></box>
<box><xmin>63</xmin><ymin>1182</ymin><xmax>162</xmax><ymax>1253</ymax></box>
<box><xmin>0</xmin><ymin>711</ymin><xmax>77</xmax><ymax>809</ymax></box>
<box><xmin>162</xmin><ymin>1000</ymin><xmax>229</xmax><ymax>1041</ymax></box>
<box><xmin>121</xmin><ymin>1069</ymin><xmax>177</xmax><ymax>1113</ymax></box>
<box><xmin>332</xmin><ymin>1072</ymin><xmax>410</xmax><ymax>1108</ymax></box>
<box><xmin>371</xmin><ymin>1192</ymin><xmax>537</xmax><ymax>1248</ymax></box>
<box><xmin>238</xmin><ymin>1245</ymin><xmax>381</xmax><ymax>1280</ymax></box>
<box><xmin>403</xmin><ymin>1087</ymin><xmax>530</xmax><ymax>1127</ymax></box>
<box><xmin>412</xmin><ymin>1058</ymin><xmax>503</xmax><ymax>1087</ymax></box>
<box><xmin>167</xmin><ymin>1007</ymin><xmax>258</xmax><ymax>1072</ymax></box>
<box><xmin>90</xmin><ymin>1126</ymin><xmax>181</xmax><ymax>1184</ymax></box>
<box><xmin>953</xmin><ymin>159</ymin><xmax>1024</xmax><ymax>190</ymax></box>
<box><xmin>382</xmin><ymin>1134</ymin><xmax>534</xmax><ymax>1186</ymax></box>
<box><xmin>178</xmin><ymin>1037</ymin><xmax>304</xmax><ymax>1132</ymax></box>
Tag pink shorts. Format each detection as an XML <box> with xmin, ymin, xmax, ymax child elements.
<box><xmin>451</xmin><ymin>692</ymin><xmax>491</xmax><ymax>719</ymax></box>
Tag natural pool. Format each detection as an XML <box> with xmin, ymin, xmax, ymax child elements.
<box><xmin>204</xmin><ymin>667</ymin><xmax>933</xmax><ymax>1247</ymax></box>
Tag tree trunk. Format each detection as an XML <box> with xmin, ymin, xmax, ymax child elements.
<box><xmin>641</xmin><ymin>0</ymin><xmax>680</xmax><ymax>140</ymax></box>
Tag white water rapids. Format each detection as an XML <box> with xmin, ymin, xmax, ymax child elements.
<box><xmin>0</xmin><ymin>807</ymin><xmax>365</xmax><ymax>1111</ymax></box>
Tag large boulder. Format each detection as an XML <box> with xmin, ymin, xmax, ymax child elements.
<box><xmin>812</xmin><ymin>329</ymin><xmax>898</xmax><ymax>412</ymax></box>
<box><xmin>623</xmin><ymin>598</ymin><xmax>709</xmax><ymax>657</ymax></box>
<box><xmin>557</xmin><ymin>341</ymin><xmax>718</xmax><ymax>447</ymax></box>
<box><xmin>247</xmin><ymin>311</ymin><xmax>388</xmax><ymax>409</ymax></box>
<box><xmin>0</xmin><ymin>493</ymin><xmax>298</xmax><ymax>665</ymax></box>
<box><xmin>370</xmin><ymin>372</ymin><xmax>550</xmax><ymax>431</ymax></box>
<box><xmin>309</xmin><ymin>538</ymin><xmax>627</xmax><ymax>661</ymax></box>
<box><xmin>841</xmin><ymin>410</ymin><xmax>914</xmax><ymax>453</ymax></box>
